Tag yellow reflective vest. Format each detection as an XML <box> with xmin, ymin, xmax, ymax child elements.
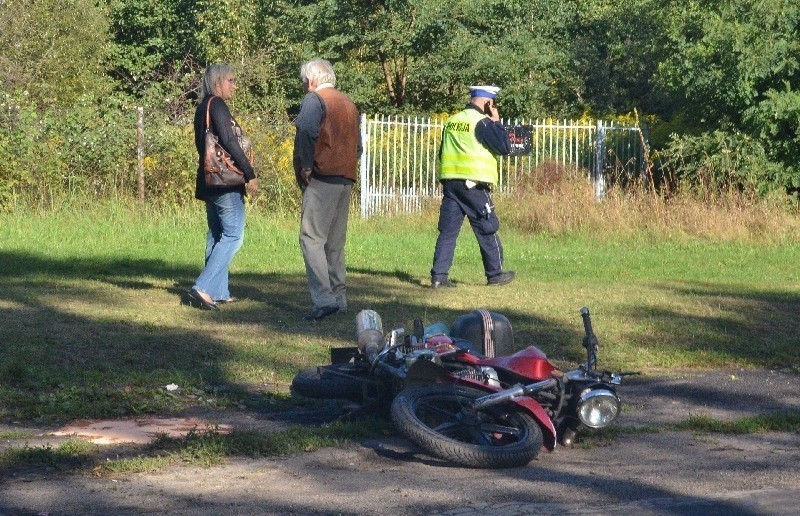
<box><xmin>439</xmin><ymin>109</ymin><xmax>499</xmax><ymax>184</ymax></box>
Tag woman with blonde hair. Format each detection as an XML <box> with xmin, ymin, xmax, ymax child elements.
<box><xmin>187</xmin><ymin>63</ymin><xmax>258</xmax><ymax>310</ymax></box>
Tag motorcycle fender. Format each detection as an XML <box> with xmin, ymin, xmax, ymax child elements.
<box><xmin>512</xmin><ymin>397</ymin><xmax>557</xmax><ymax>451</ymax></box>
<box><xmin>457</xmin><ymin>377</ymin><xmax>557</xmax><ymax>451</ymax></box>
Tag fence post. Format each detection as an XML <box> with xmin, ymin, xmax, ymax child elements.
<box><xmin>136</xmin><ymin>106</ymin><xmax>145</xmax><ymax>205</ymax></box>
<box><xmin>593</xmin><ymin>119</ymin><xmax>606</xmax><ymax>200</ymax></box>
<box><xmin>359</xmin><ymin>113</ymin><xmax>369</xmax><ymax>218</ymax></box>
<box><xmin>640</xmin><ymin>124</ymin><xmax>652</xmax><ymax>190</ymax></box>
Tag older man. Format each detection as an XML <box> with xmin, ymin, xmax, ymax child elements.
<box><xmin>293</xmin><ymin>58</ymin><xmax>362</xmax><ymax>321</ymax></box>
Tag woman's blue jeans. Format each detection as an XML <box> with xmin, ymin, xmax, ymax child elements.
<box><xmin>193</xmin><ymin>190</ymin><xmax>245</xmax><ymax>301</ymax></box>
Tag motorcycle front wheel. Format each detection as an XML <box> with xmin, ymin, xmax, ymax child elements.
<box><xmin>391</xmin><ymin>385</ymin><xmax>543</xmax><ymax>468</ymax></box>
<box><xmin>291</xmin><ymin>364</ymin><xmax>365</xmax><ymax>401</ymax></box>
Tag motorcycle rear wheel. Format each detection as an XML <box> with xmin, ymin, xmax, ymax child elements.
<box><xmin>291</xmin><ymin>364</ymin><xmax>365</xmax><ymax>401</ymax></box>
<box><xmin>391</xmin><ymin>385</ymin><xmax>543</xmax><ymax>468</ymax></box>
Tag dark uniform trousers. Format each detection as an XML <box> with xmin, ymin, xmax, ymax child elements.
<box><xmin>431</xmin><ymin>179</ymin><xmax>504</xmax><ymax>281</ymax></box>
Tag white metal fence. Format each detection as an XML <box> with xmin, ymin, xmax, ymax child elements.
<box><xmin>359</xmin><ymin>114</ymin><xmax>646</xmax><ymax>218</ymax></box>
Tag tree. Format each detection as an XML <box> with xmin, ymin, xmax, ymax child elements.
<box><xmin>287</xmin><ymin>0</ymin><xmax>567</xmax><ymax>116</ymax></box>
<box><xmin>658</xmin><ymin>0</ymin><xmax>800</xmax><ymax>192</ymax></box>
<box><xmin>0</xmin><ymin>0</ymin><xmax>114</xmax><ymax>108</ymax></box>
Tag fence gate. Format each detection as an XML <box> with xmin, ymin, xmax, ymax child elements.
<box><xmin>359</xmin><ymin>114</ymin><xmax>646</xmax><ymax>218</ymax></box>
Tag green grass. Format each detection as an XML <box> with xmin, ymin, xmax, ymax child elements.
<box><xmin>577</xmin><ymin>406</ymin><xmax>800</xmax><ymax>448</ymax></box>
<box><xmin>670</xmin><ymin>411</ymin><xmax>800</xmax><ymax>434</ymax></box>
<box><xmin>0</xmin><ymin>439</ymin><xmax>99</xmax><ymax>471</ymax></box>
<box><xmin>576</xmin><ymin>410</ymin><xmax>800</xmax><ymax>448</ymax></box>
<box><xmin>1</xmin><ymin>201</ymin><xmax>799</xmax><ymax>426</ymax></box>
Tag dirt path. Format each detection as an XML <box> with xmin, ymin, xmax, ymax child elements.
<box><xmin>2</xmin><ymin>368</ymin><xmax>799</xmax><ymax>515</ymax></box>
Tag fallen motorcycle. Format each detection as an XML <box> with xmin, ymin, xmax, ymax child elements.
<box><xmin>391</xmin><ymin>307</ymin><xmax>635</xmax><ymax>468</ymax></box>
<box><xmin>291</xmin><ymin>309</ymin><xmax>512</xmax><ymax>411</ymax></box>
<box><xmin>291</xmin><ymin>307</ymin><xmax>633</xmax><ymax>468</ymax></box>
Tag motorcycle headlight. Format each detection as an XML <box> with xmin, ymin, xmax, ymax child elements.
<box><xmin>577</xmin><ymin>388</ymin><xmax>620</xmax><ymax>428</ymax></box>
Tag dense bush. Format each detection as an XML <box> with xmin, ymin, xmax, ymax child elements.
<box><xmin>0</xmin><ymin>92</ymin><xmax>301</xmax><ymax>211</ymax></box>
<box><xmin>658</xmin><ymin>131</ymin><xmax>793</xmax><ymax>200</ymax></box>
<box><xmin>0</xmin><ymin>93</ymin><xmax>135</xmax><ymax>208</ymax></box>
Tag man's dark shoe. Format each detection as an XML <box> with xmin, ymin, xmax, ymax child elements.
<box><xmin>431</xmin><ymin>278</ymin><xmax>456</xmax><ymax>289</ymax></box>
<box><xmin>301</xmin><ymin>304</ymin><xmax>339</xmax><ymax>321</ymax></box>
<box><xmin>487</xmin><ymin>271</ymin><xmax>516</xmax><ymax>286</ymax></box>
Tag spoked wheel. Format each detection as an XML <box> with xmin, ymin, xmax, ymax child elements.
<box><xmin>391</xmin><ymin>385</ymin><xmax>543</xmax><ymax>468</ymax></box>
<box><xmin>291</xmin><ymin>363</ymin><xmax>366</xmax><ymax>401</ymax></box>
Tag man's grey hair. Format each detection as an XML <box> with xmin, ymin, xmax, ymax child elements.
<box><xmin>300</xmin><ymin>58</ymin><xmax>336</xmax><ymax>86</ymax></box>
<box><xmin>200</xmin><ymin>63</ymin><xmax>234</xmax><ymax>99</ymax></box>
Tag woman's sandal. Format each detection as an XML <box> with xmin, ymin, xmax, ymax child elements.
<box><xmin>188</xmin><ymin>288</ymin><xmax>219</xmax><ymax>311</ymax></box>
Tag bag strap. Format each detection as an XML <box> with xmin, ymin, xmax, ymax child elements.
<box><xmin>205</xmin><ymin>96</ymin><xmax>216</xmax><ymax>132</ymax></box>
<box><xmin>206</xmin><ymin>96</ymin><xmax>238</xmax><ymax>134</ymax></box>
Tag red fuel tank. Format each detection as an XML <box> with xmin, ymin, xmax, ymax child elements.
<box><xmin>479</xmin><ymin>346</ymin><xmax>559</xmax><ymax>381</ymax></box>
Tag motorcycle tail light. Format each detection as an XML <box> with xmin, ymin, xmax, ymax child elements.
<box><xmin>577</xmin><ymin>389</ymin><xmax>620</xmax><ymax>428</ymax></box>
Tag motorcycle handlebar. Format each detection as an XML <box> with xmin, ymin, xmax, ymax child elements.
<box><xmin>580</xmin><ymin>306</ymin><xmax>594</xmax><ymax>338</ymax></box>
<box><xmin>580</xmin><ymin>307</ymin><xmax>599</xmax><ymax>360</ymax></box>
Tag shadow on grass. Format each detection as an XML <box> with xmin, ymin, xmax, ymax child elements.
<box><xmin>622</xmin><ymin>281</ymin><xmax>800</xmax><ymax>368</ymax></box>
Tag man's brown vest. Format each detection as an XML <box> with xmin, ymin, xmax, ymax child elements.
<box><xmin>313</xmin><ymin>88</ymin><xmax>360</xmax><ymax>181</ymax></box>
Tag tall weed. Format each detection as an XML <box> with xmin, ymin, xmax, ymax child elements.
<box><xmin>502</xmin><ymin>160</ymin><xmax>800</xmax><ymax>242</ymax></box>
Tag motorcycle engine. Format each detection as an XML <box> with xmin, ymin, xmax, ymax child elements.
<box><xmin>457</xmin><ymin>366</ymin><xmax>502</xmax><ymax>388</ymax></box>
<box><xmin>404</xmin><ymin>348</ymin><xmax>441</xmax><ymax>369</ymax></box>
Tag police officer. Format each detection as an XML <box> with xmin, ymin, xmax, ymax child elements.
<box><xmin>430</xmin><ymin>85</ymin><xmax>515</xmax><ymax>288</ymax></box>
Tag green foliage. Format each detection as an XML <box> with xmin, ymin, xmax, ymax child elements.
<box><xmin>291</xmin><ymin>0</ymin><xmax>573</xmax><ymax>117</ymax></box>
<box><xmin>671</xmin><ymin>411</ymin><xmax>800</xmax><ymax>433</ymax></box>
<box><xmin>747</xmin><ymin>87</ymin><xmax>800</xmax><ymax>184</ymax></box>
<box><xmin>659</xmin><ymin>130</ymin><xmax>792</xmax><ymax>197</ymax></box>
<box><xmin>0</xmin><ymin>0</ymin><xmax>114</xmax><ymax>109</ymax></box>
<box><xmin>660</xmin><ymin>0</ymin><xmax>800</xmax><ymax>128</ymax></box>
<box><xmin>532</xmin><ymin>0</ymin><xmax>670</xmax><ymax>117</ymax></box>
<box><xmin>107</xmin><ymin>0</ymin><xmax>291</xmax><ymax>118</ymax></box>
<box><xmin>106</xmin><ymin>0</ymin><xmax>196</xmax><ymax>91</ymax></box>
<box><xmin>656</xmin><ymin>0</ymin><xmax>800</xmax><ymax>193</ymax></box>
<box><xmin>193</xmin><ymin>0</ymin><xmax>258</xmax><ymax>64</ymax></box>
<box><xmin>0</xmin><ymin>89</ymin><xmax>299</xmax><ymax>211</ymax></box>
<box><xmin>2</xmin><ymin>0</ymin><xmax>799</xmax><ymax>203</ymax></box>
<box><xmin>0</xmin><ymin>92</ymin><xmax>138</xmax><ymax>209</ymax></box>
<box><xmin>139</xmin><ymin>119</ymin><xmax>196</xmax><ymax>206</ymax></box>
